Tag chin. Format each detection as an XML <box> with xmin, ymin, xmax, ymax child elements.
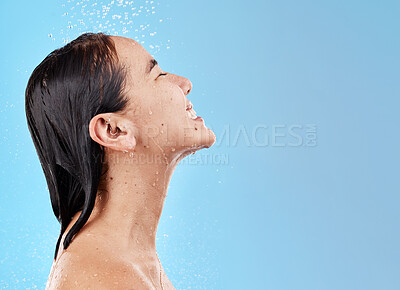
<box><xmin>191</xmin><ymin>127</ymin><xmax>216</xmax><ymax>150</ymax></box>
<box><xmin>203</xmin><ymin>128</ymin><xmax>216</xmax><ymax>148</ymax></box>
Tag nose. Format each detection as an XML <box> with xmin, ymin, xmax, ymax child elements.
<box><xmin>171</xmin><ymin>74</ymin><xmax>192</xmax><ymax>96</ymax></box>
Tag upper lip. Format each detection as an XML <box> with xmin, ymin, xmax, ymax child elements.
<box><xmin>186</xmin><ymin>101</ymin><xmax>193</xmax><ymax>111</ymax></box>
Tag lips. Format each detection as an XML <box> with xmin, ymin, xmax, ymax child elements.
<box><xmin>186</xmin><ymin>102</ymin><xmax>193</xmax><ymax>111</ymax></box>
<box><xmin>186</xmin><ymin>101</ymin><xmax>198</xmax><ymax>120</ymax></box>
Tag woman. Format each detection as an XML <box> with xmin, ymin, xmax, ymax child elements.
<box><xmin>25</xmin><ymin>32</ymin><xmax>215</xmax><ymax>289</ymax></box>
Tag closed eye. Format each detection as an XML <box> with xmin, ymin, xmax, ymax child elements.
<box><xmin>157</xmin><ymin>73</ymin><xmax>167</xmax><ymax>78</ymax></box>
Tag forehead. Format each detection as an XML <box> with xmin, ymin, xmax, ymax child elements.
<box><xmin>110</xmin><ymin>36</ymin><xmax>152</xmax><ymax>79</ymax></box>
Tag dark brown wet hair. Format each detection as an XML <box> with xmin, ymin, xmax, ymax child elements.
<box><xmin>25</xmin><ymin>32</ymin><xmax>129</xmax><ymax>259</ymax></box>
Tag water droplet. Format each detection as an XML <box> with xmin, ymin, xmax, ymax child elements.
<box><xmin>48</xmin><ymin>33</ymin><xmax>53</xmax><ymax>38</ymax></box>
<box><xmin>171</xmin><ymin>148</ymin><xmax>175</xmax><ymax>152</ymax></box>
<box><xmin>149</xmin><ymin>110</ymin><xmax>153</xmax><ymax>115</ymax></box>
<box><xmin>152</xmin><ymin>182</ymin><xmax>156</xmax><ymax>187</ymax></box>
<box><xmin>122</xmin><ymin>213</ymin><xmax>127</xmax><ymax>217</ymax></box>
<box><xmin>129</xmin><ymin>152</ymin><xmax>134</xmax><ymax>158</ymax></box>
<box><xmin>155</xmin><ymin>171</ymin><xmax>159</xmax><ymax>175</ymax></box>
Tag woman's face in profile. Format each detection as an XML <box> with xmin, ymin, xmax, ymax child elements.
<box><xmin>111</xmin><ymin>35</ymin><xmax>215</xmax><ymax>155</ymax></box>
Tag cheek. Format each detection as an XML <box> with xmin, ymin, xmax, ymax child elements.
<box><xmin>155</xmin><ymin>88</ymin><xmax>186</xmax><ymax>123</ymax></box>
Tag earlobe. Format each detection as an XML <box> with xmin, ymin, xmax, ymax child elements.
<box><xmin>122</xmin><ymin>136</ymin><xmax>136</xmax><ymax>150</ymax></box>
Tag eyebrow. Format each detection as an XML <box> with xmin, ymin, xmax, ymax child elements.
<box><xmin>146</xmin><ymin>58</ymin><xmax>158</xmax><ymax>74</ymax></box>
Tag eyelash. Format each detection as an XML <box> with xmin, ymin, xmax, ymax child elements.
<box><xmin>158</xmin><ymin>73</ymin><xmax>167</xmax><ymax>78</ymax></box>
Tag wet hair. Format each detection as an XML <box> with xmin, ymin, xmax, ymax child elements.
<box><xmin>25</xmin><ymin>32</ymin><xmax>129</xmax><ymax>260</ymax></box>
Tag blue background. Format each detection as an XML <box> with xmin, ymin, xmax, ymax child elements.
<box><xmin>1</xmin><ymin>0</ymin><xmax>399</xmax><ymax>289</ymax></box>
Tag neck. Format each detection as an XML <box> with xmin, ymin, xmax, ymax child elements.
<box><xmin>80</xmin><ymin>148</ymin><xmax>180</xmax><ymax>257</ymax></box>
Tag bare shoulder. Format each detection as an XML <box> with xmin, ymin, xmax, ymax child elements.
<box><xmin>46</xmin><ymin>248</ymin><xmax>149</xmax><ymax>289</ymax></box>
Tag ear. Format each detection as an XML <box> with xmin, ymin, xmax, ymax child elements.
<box><xmin>88</xmin><ymin>113</ymin><xmax>137</xmax><ymax>152</ymax></box>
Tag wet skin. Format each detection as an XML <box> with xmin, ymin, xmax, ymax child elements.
<box><xmin>46</xmin><ymin>36</ymin><xmax>215</xmax><ymax>289</ymax></box>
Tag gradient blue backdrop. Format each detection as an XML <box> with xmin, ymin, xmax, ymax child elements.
<box><xmin>1</xmin><ymin>0</ymin><xmax>399</xmax><ymax>289</ymax></box>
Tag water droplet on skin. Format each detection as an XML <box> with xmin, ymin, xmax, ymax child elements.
<box><xmin>123</xmin><ymin>213</ymin><xmax>127</xmax><ymax>217</ymax></box>
<box><xmin>144</xmin><ymin>145</ymin><xmax>150</xmax><ymax>148</ymax></box>
<box><xmin>152</xmin><ymin>182</ymin><xmax>156</xmax><ymax>187</ymax></box>
<box><xmin>171</xmin><ymin>148</ymin><xmax>175</xmax><ymax>152</ymax></box>
<box><xmin>155</xmin><ymin>171</ymin><xmax>159</xmax><ymax>175</ymax></box>
<box><xmin>149</xmin><ymin>110</ymin><xmax>152</xmax><ymax>115</ymax></box>
<box><xmin>129</xmin><ymin>152</ymin><xmax>134</xmax><ymax>158</ymax></box>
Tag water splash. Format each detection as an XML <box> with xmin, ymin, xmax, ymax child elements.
<box><xmin>51</xmin><ymin>0</ymin><xmax>172</xmax><ymax>54</ymax></box>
